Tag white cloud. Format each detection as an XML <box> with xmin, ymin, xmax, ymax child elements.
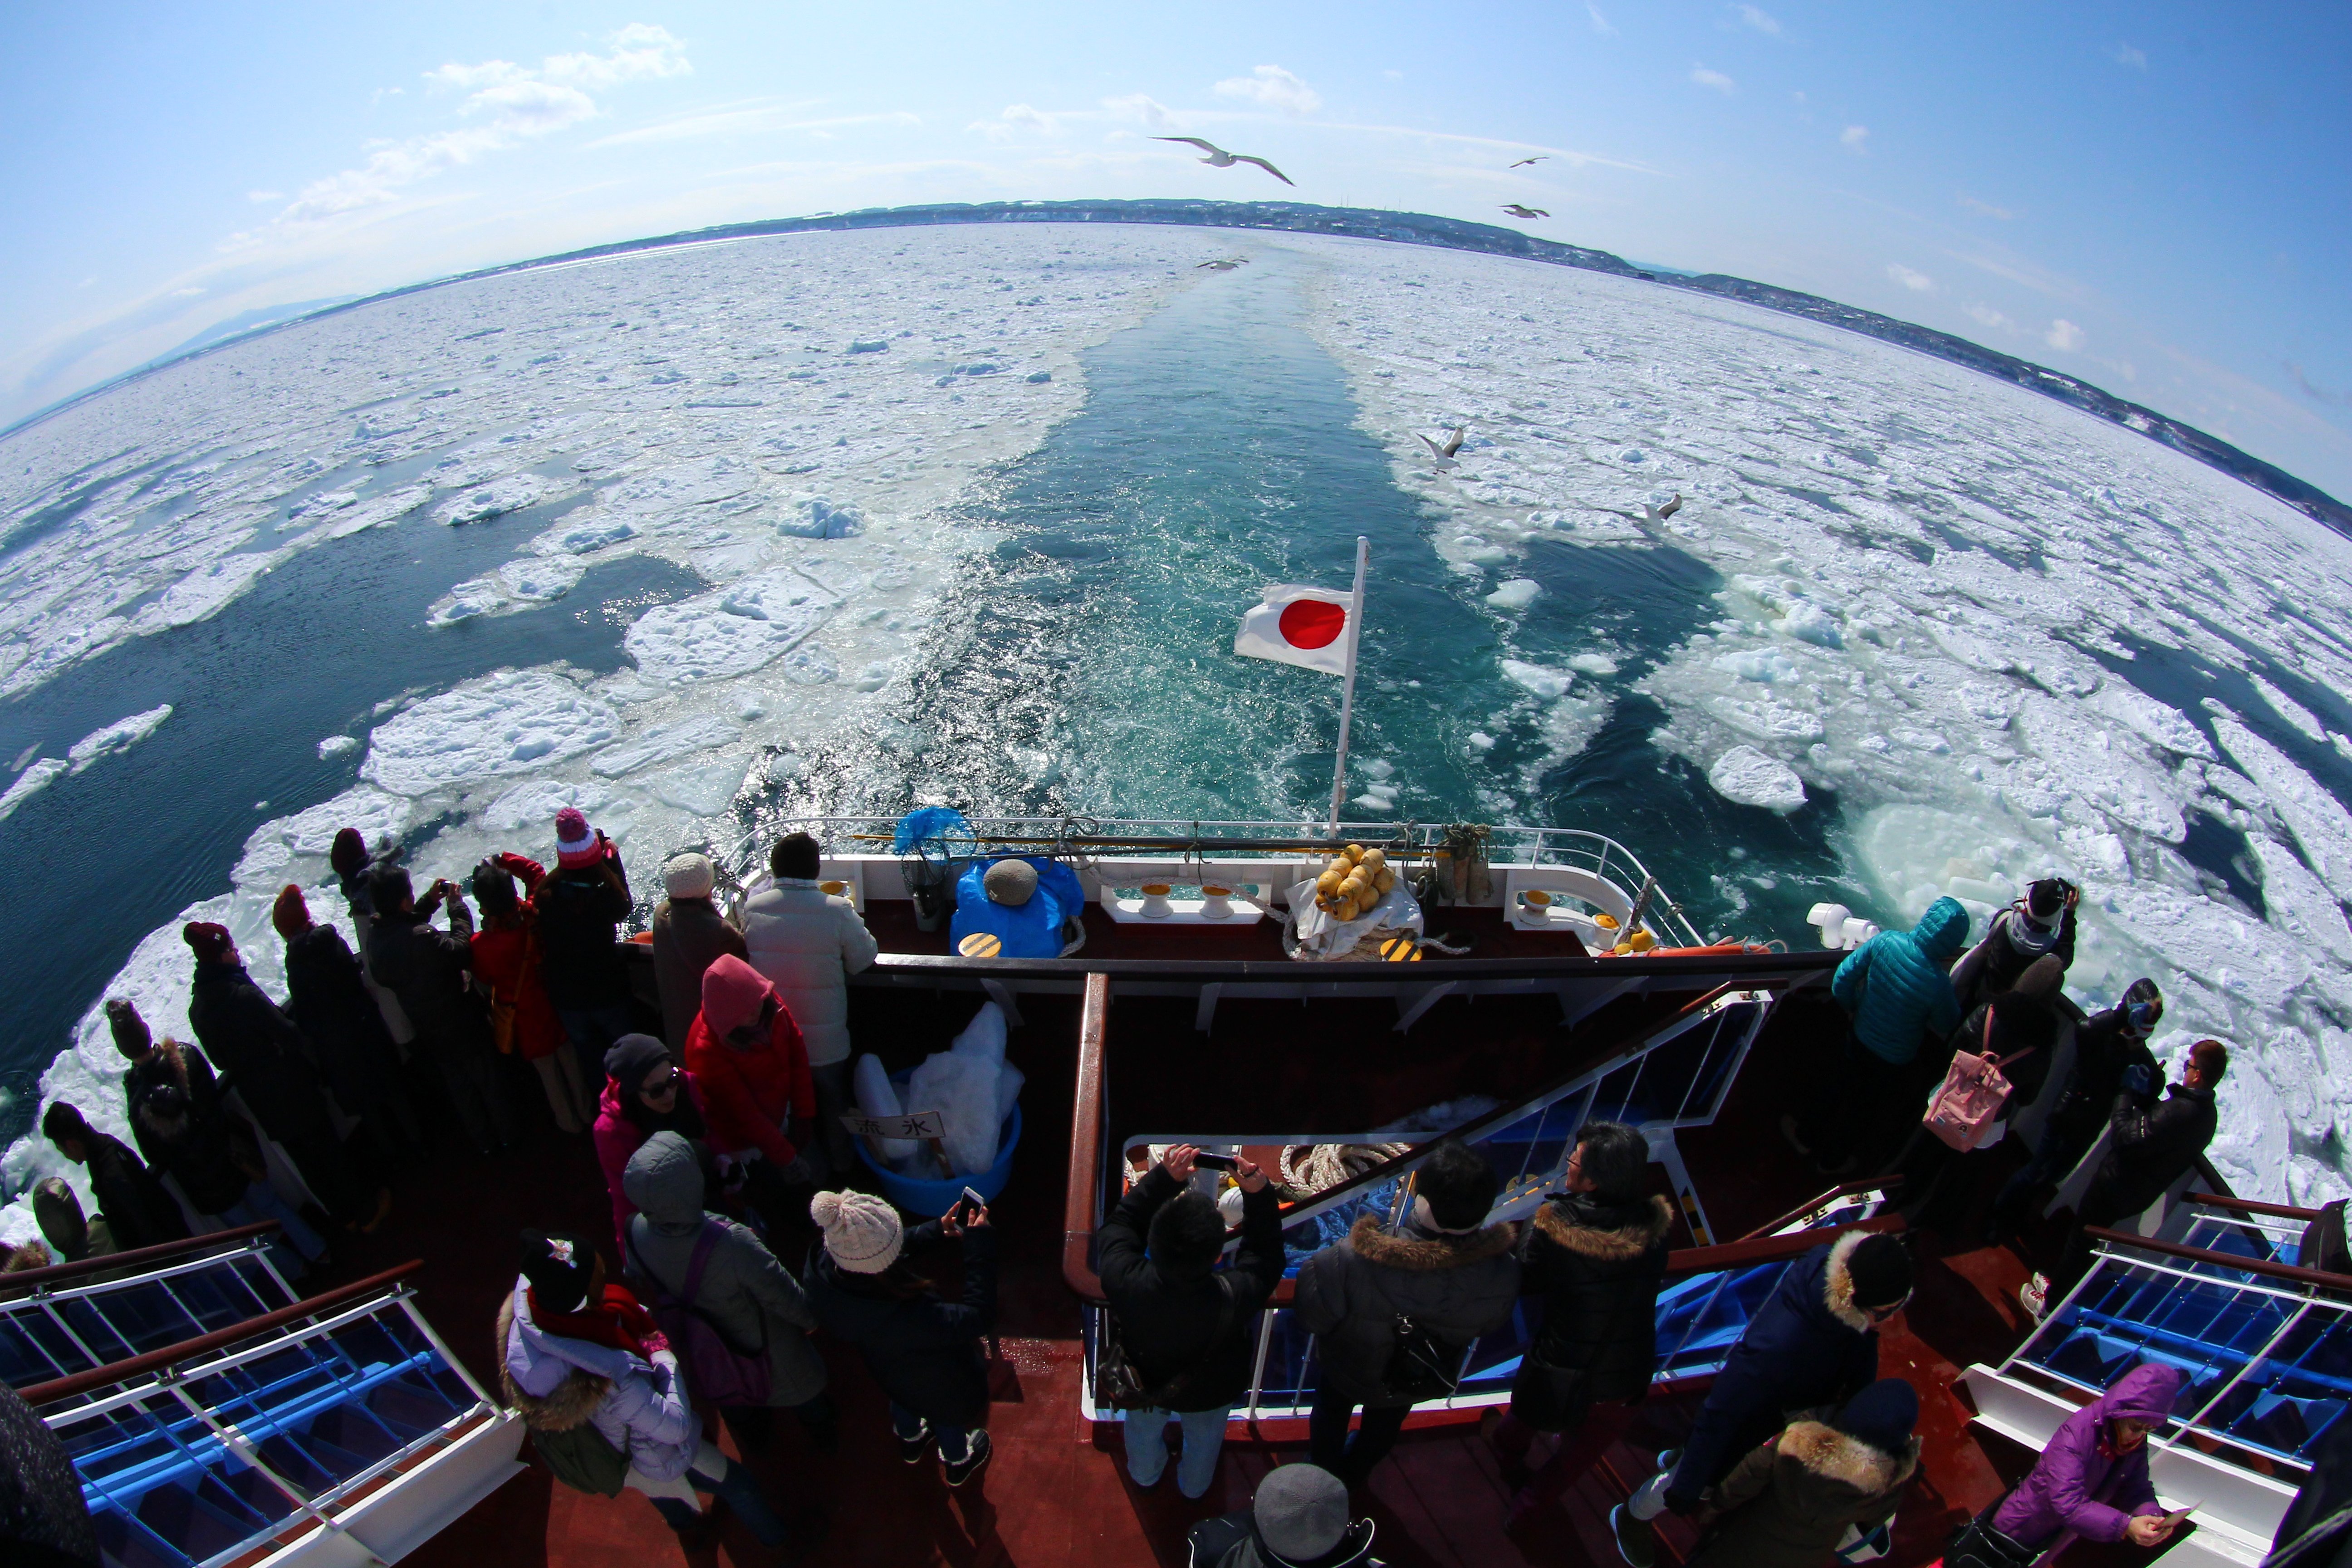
<box><xmin>1099</xmin><ymin>93</ymin><xmax>1175</xmax><ymax>131</ymax></box>
<box><xmin>967</xmin><ymin>103</ymin><xmax>1063</xmax><ymax>142</ymax></box>
<box><xmin>1840</xmin><ymin>124</ymin><xmax>1869</xmax><ymax>152</ymax></box>
<box><xmin>1886</xmin><ymin>263</ymin><xmax>1933</xmax><ymax>292</ymax></box>
<box><xmin>1212</xmin><ymin>65</ymin><xmax>1322</xmax><ymax>114</ymax></box>
<box><xmin>169</xmin><ymin>287</ymin><xmax>205</xmax><ymax>299</ymax></box>
<box><xmin>1965</xmin><ymin>302</ymin><xmax>2012</xmax><ymax>330</ymax></box>
<box><xmin>239</xmin><ymin>25</ymin><xmax>689</xmax><ymax>240</ymax></box>
<box><xmin>2046</xmin><ymin>318</ymin><xmax>2086</xmax><ymax>351</ymax></box>
<box><xmin>1957</xmin><ymin>194</ymin><xmax>2016</xmax><ymax>220</ymax></box>
<box><xmin>246</xmin><ymin>189</ymin><xmax>283</xmax><ymax>203</ymax></box>
<box><xmin>1738</xmin><ymin>5</ymin><xmax>1782</xmax><ymax>34</ymax></box>
<box><xmin>542</xmin><ymin>23</ymin><xmax>690</xmax><ymax>89</ymax></box>
<box><xmin>1587</xmin><ymin>3</ymin><xmax>1618</xmax><ymax>36</ymax></box>
<box><xmin>2114</xmin><ymin>42</ymin><xmax>2147</xmax><ymax>69</ymax></box>
<box><xmin>1690</xmin><ymin>65</ymin><xmax>1736</xmax><ymax>93</ymax></box>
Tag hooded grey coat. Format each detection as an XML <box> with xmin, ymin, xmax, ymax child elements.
<box><xmin>621</xmin><ymin>1132</ymin><xmax>828</xmax><ymax>1406</ymax></box>
<box><xmin>1293</xmin><ymin>1212</ymin><xmax>1521</xmax><ymax>1408</ymax></box>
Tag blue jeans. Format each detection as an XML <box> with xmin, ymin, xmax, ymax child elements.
<box><xmin>646</xmin><ymin>1455</ymin><xmax>788</xmax><ymax>1547</ymax></box>
<box><xmin>558</xmin><ymin>1003</ymin><xmax>638</xmax><ymax>1090</ymax></box>
<box><xmin>1124</xmin><ymin>1404</ymin><xmax>1232</xmax><ymax>1497</ymax></box>
<box><xmin>218</xmin><ymin>1181</ymin><xmax>328</xmax><ymax>1264</ymax></box>
<box><xmin>893</xmin><ymin>1401</ymin><xmax>971</xmax><ymax>1463</ymax></box>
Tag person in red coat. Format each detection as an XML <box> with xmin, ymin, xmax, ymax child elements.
<box><xmin>683</xmin><ymin>954</ymin><xmax>818</xmax><ymax>1230</ymax></box>
<box><xmin>471</xmin><ymin>856</ymin><xmax>596</xmax><ymax>1134</ymax></box>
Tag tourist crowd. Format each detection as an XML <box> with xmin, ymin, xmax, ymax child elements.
<box><xmin>8</xmin><ymin>835</ymin><xmax>2246</xmax><ymax>1567</ymax></box>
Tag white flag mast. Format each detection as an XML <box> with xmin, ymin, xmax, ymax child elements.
<box><xmin>1326</xmin><ymin>535</ymin><xmax>1369</xmax><ymax>834</ymax></box>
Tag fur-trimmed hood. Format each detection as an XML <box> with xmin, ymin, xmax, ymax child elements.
<box><xmin>1533</xmin><ymin>1193</ymin><xmax>1673</xmax><ymax>1260</ymax></box>
<box><xmin>1349</xmin><ymin>1211</ymin><xmax>1518</xmax><ymax>1269</ymax></box>
<box><xmin>494</xmin><ymin>1295</ymin><xmax>608</xmax><ymax>1431</ymax></box>
<box><xmin>1821</xmin><ymin>1231</ymin><xmax>1873</xmax><ymax>1334</ymax></box>
<box><xmin>1777</xmin><ymin>1420</ymin><xmax>1920</xmax><ymax>1495</ymax></box>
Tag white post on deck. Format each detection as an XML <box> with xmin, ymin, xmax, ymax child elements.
<box><xmin>1326</xmin><ymin>535</ymin><xmax>1369</xmax><ymax>835</ymax></box>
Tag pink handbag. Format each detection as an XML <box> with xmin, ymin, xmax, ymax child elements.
<box><xmin>1923</xmin><ymin>1013</ymin><xmax>2033</xmax><ymax>1152</ymax></box>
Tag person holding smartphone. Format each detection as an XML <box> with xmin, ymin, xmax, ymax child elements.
<box><xmin>804</xmin><ymin>1187</ymin><xmax>999</xmax><ymax>1486</ymax></box>
<box><xmin>1096</xmin><ymin>1143</ymin><xmax>1286</xmax><ymax>1498</ymax></box>
<box><xmin>1969</xmin><ymin>1362</ymin><xmax>2185</xmax><ymax>1560</ymax></box>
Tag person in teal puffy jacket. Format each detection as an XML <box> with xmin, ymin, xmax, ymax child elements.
<box><xmin>1787</xmin><ymin>897</ymin><xmax>1969</xmax><ymax>1174</ymax></box>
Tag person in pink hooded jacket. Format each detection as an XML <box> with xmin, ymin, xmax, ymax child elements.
<box><xmin>1989</xmin><ymin>1361</ymin><xmax>2185</xmax><ymax>1558</ymax></box>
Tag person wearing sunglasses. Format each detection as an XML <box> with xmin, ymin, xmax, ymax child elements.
<box><xmin>594</xmin><ymin>1034</ymin><xmax>710</xmax><ymax>1253</ymax></box>
<box><xmin>1988</xmin><ymin>978</ymin><xmax>2162</xmax><ymax>1253</ymax></box>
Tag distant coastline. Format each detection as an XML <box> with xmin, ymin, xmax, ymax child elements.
<box><xmin>10</xmin><ymin>197</ymin><xmax>2345</xmax><ymax>535</ymax></box>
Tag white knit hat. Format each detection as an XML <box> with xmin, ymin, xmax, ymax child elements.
<box><xmin>811</xmin><ymin>1190</ymin><xmax>903</xmax><ymax>1273</ymax></box>
<box><xmin>663</xmin><ymin>853</ymin><xmax>716</xmax><ymax>900</ymax></box>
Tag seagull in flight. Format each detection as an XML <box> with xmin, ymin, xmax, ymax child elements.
<box><xmin>1642</xmin><ymin>493</ymin><xmax>1685</xmax><ymax>524</ymax></box>
<box><xmin>1502</xmin><ymin>204</ymin><xmax>1550</xmax><ymax>219</ymax></box>
<box><xmin>1418</xmin><ymin>426</ymin><xmax>1468</xmax><ymax>471</ymax></box>
<box><xmin>1509</xmin><ymin>156</ymin><xmax>1548</xmax><ymax>168</ymax></box>
<box><xmin>1196</xmin><ymin>258</ymin><xmax>1247</xmax><ymax>270</ymax></box>
<box><xmin>1154</xmin><ymin>137</ymin><xmax>1295</xmax><ymax>186</ymax></box>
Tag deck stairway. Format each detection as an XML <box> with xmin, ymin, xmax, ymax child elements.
<box><xmin>12</xmin><ymin>1232</ymin><xmax>521</xmax><ymax>1568</ymax></box>
<box><xmin>1960</xmin><ymin>1192</ymin><xmax>2352</xmax><ymax>1566</ymax></box>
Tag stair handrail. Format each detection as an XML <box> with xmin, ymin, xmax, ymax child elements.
<box><xmin>2085</xmin><ymin>1227</ymin><xmax>2352</xmax><ymax>1294</ymax></box>
<box><xmin>0</xmin><ymin>1220</ymin><xmax>280</xmax><ymax>1295</ymax></box>
<box><xmin>18</xmin><ymin>1262</ymin><xmax>423</xmax><ymax>1407</ymax></box>
<box><xmin>1733</xmin><ymin>1178</ymin><xmax>1905</xmax><ymax>1244</ymax></box>
<box><xmin>2185</xmin><ymin>1191</ymin><xmax>2327</xmax><ymax>1223</ymax></box>
<box><xmin>1668</xmin><ymin>1214</ymin><xmax>1906</xmax><ymax>1280</ymax></box>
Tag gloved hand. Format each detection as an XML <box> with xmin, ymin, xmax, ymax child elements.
<box><xmin>2122</xmin><ymin>1062</ymin><xmax>2160</xmax><ymax>1100</ymax></box>
<box><xmin>777</xmin><ymin>1154</ymin><xmax>815</xmax><ymax>1186</ymax></box>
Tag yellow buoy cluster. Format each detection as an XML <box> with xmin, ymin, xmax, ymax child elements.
<box><xmin>1314</xmin><ymin>843</ymin><xmax>1398</xmax><ymax>922</ymax></box>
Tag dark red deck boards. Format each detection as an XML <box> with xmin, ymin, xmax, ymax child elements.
<box><xmin>303</xmin><ymin>928</ymin><xmax>2040</xmax><ymax>1567</ymax></box>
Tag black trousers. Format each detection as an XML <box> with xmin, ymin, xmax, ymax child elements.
<box><xmin>1308</xmin><ymin>1392</ymin><xmax>1411</xmax><ymax>1487</ymax></box>
<box><xmin>1795</xmin><ymin>1039</ymin><xmax>1916</xmax><ymax>1171</ymax></box>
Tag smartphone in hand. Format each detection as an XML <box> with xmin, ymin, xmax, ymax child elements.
<box><xmin>1192</xmin><ymin>1152</ymin><xmax>1240</xmax><ymax>1173</ymax></box>
<box><xmin>952</xmin><ymin>1186</ymin><xmax>986</xmax><ymax>1227</ymax></box>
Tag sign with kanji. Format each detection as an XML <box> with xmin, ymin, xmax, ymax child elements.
<box><xmin>840</xmin><ymin>1109</ymin><xmax>947</xmax><ymax>1141</ymax></box>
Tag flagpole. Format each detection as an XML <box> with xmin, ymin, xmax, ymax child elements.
<box><xmin>1327</xmin><ymin>535</ymin><xmax>1368</xmax><ymax>835</ymax></box>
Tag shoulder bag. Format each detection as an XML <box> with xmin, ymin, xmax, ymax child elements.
<box><xmin>1924</xmin><ymin>1011</ymin><xmax>2037</xmax><ymax>1152</ymax></box>
<box><xmin>1383</xmin><ymin>1311</ymin><xmax>1469</xmax><ymax>1402</ymax></box>
<box><xmin>1096</xmin><ymin>1274</ymin><xmax>1238</xmax><ymax>1412</ymax></box>
<box><xmin>630</xmin><ymin>1218</ymin><xmax>773</xmax><ymax>1406</ymax></box>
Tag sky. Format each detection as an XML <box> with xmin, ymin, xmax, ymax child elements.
<box><xmin>4</xmin><ymin>1</ymin><xmax>2348</xmax><ymax>496</ymax></box>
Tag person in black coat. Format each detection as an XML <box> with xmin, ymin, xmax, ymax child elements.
<box><xmin>182</xmin><ymin>922</ymin><xmax>381</xmax><ymax>1230</ymax></box>
<box><xmin>2047</xmin><ymin>1039</ymin><xmax>2227</xmax><ymax>1302</ymax></box>
<box><xmin>1950</xmin><ymin>878</ymin><xmax>2078</xmax><ymax>1015</ymax></box>
<box><xmin>1991</xmin><ymin>978</ymin><xmax>2162</xmax><ymax>1244</ymax></box>
<box><xmin>39</xmin><ymin>1102</ymin><xmax>187</xmax><ymax>1253</ymax></box>
<box><xmin>366</xmin><ymin>866</ymin><xmax>514</xmax><ymax>1156</ymax></box>
<box><xmin>1889</xmin><ymin>955</ymin><xmax>2064</xmax><ymax>1238</ymax></box>
<box><xmin>1491</xmin><ymin>1121</ymin><xmax>1672</xmax><ymax>1517</ymax></box>
<box><xmin>109</xmin><ymin>999</ymin><xmax>332</xmax><ymax>1270</ymax></box>
<box><xmin>1097</xmin><ymin>1143</ymin><xmax>1285</xmax><ymax>1498</ymax></box>
<box><xmin>804</xmin><ymin>1188</ymin><xmax>998</xmax><ymax>1487</ymax></box>
<box><xmin>273</xmin><ymin>884</ymin><xmax>422</xmax><ymax>1162</ymax></box>
<box><xmin>1614</xmin><ymin>1230</ymin><xmax>1912</xmax><ymax>1566</ymax></box>
<box><xmin>2267</xmin><ymin>1409</ymin><xmax>2352</xmax><ymax>1566</ymax></box>
<box><xmin>537</xmin><ymin>809</ymin><xmax>638</xmax><ymax>1088</ymax></box>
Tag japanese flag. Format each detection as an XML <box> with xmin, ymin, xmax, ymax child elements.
<box><xmin>1235</xmin><ymin>585</ymin><xmax>1354</xmax><ymax>676</ymax></box>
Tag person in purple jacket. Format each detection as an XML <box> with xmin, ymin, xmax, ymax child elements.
<box><xmin>1990</xmin><ymin>1361</ymin><xmax>2185</xmax><ymax>1558</ymax></box>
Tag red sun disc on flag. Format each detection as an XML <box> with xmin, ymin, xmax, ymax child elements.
<box><xmin>1278</xmin><ymin>598</ymin><xmax>1347</xmax><ymax>649</ymax></box>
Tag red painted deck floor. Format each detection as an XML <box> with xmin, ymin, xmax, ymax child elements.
<box><xmin>304</xmin><ymin>963</ymin><xmax>2070</xmax><ymax>1567</ymax></box>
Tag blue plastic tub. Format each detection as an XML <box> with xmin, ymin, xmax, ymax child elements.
<box><xmin>854</xmin><ymin>1105</ymin><xmax>1023</xmax><ymax>1219</ymax></box>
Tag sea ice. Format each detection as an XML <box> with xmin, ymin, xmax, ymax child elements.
<box><xmin>625</xmin><ymin>570</ymin><xmax>836</xmax><ymax>686</ymax></box>
<box><xmin>362</xmin><ymin>671</ymin><xmax>621</xmax><ymax>794</ymax></box>
<box><xmin>0</xmin><ymin>759</ymin><xmax>67</xmax><ymax>822</ymax></box>
<box><xmin>1486</xmin><ymin>578</ymin><xmax>1541</xmax><ymax>611</ymax></box>
<box><xmin>1709</xmin><ymin>746</ymin><xmax>1808</xmax><ymax>812</ymax></box>
<box><xmin>66</xmin><ymin>704</ymin><xmax>173</xmax><ymax>773</ymax></box>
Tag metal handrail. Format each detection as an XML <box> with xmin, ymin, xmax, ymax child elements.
<box><xmin>20</xmin><ymin>1263</ymin><xmax>424</xmax><ymax>1408</ymax></box>
<box><xmin>1666</xmin><ymin>1214</ymin><xmax>1905</xmax><ymax>1279</ymax></box>
<box><xmin>855</xmin><ymin>947</ymin><xmax>1821</xmax><ymax>985</ymax></box>
<box><xmin>2082</xmin><ymin>1226</ymin><xmax>2352</xmax><ymax>1294</ymax></box>
<box><xmin>0</xmin><ymin>1221</ymin><xmax>279</xmax><ymax>1293</ymax></box>
<box><xmin>1734</xmin><ymin>1178</ymin><xmax>1905</xmax><ymax>1244</ymax></box>
<box><xmin>2185</xmin><ymin>1192</ymin><xmax>2327</xmax><ymax>1223</ymax></box>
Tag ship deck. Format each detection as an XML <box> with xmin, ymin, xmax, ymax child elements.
<box><xmin>310</xmin><ymin>910</ymin><xmax>2083</xmax><ymax>1568</ymax></box>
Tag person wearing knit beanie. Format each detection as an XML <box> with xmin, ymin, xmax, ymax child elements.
<box><xmin>1846</xmin><ymin>1233</ymin><xmax>1912</xmax><ymax>1311</ymax></box>
<box><xmin>183</xmin><ymin>921</ymin><xmax>234</xmax><ymax>965</ymax></box>
<box><xmin>271</xmin><ymin>885</ymin><xmax>313</xmax><ymax>942</ymax></box>
<box><xmin>1832</xmin><ymin>1377</ymin><xmax>1920</xmax><ymax>1456</ymax></box>
<box><xmin>810</xmin><ymin>1190</ymin><xmax>903</xmax><ymax>1273</ymax></box>
<box><xmin>555</xmin><ymin>808</ymin><xmax>603</xmax><ymax>870</ymax></box>
<box><xmin>663</xmin><ymin>854</ymin><xmax>715</xmax><ymax>901</ymax></box>
<box><xmin>105</xmin><ymin>999</ymin><xmax>152</xmax><ymax>1060</ymax></box>
<box><xmin>651</xmin><ymin>853</ymin><xmax>748</xmax><ymax>1052</ymax></box>
<box><xmin>329</xmin><ymin>828</ymin><xmax>369</xmax><ymax>883</ymax></box>
<box><xmin>803</xmin><ymin>1185</ymin><xmax>999</xmax><ymax>1485</ymax></box>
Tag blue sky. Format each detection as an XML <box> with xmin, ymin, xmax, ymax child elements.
<box><xmin>5</xmin><ymin>1</ymin><xmax>2348</xmax><ymax>495</ymax></box>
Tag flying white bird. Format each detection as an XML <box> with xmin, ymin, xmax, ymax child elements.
<box><xmin>1509</xmin><ymin>156</ymin><xmax>1548</xmax><ymax>168</ymax></box>
<box><xmin>1153</xmin><ymin>137</ymin><xmax>1295</xmax><ymax>186</ymax></box>
<box><xmin>1196</xmin><ymin>258</ymin><xmax>1247</xmax><ymax>270</ymax></box>
<box><xmin>1418</xmin><ymin>426</ymin><xmax>1468</xmax><ymax>470</ymax></box>
<box><xmin>1643</xmin><ymin>494</ymin><xmax>1685</xmax><ymax>524</ymax></box>
<box><xmin>1502</xmin><ymin>204</ymin><xmax>1549</xmax><ymax>219</ymax></box>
